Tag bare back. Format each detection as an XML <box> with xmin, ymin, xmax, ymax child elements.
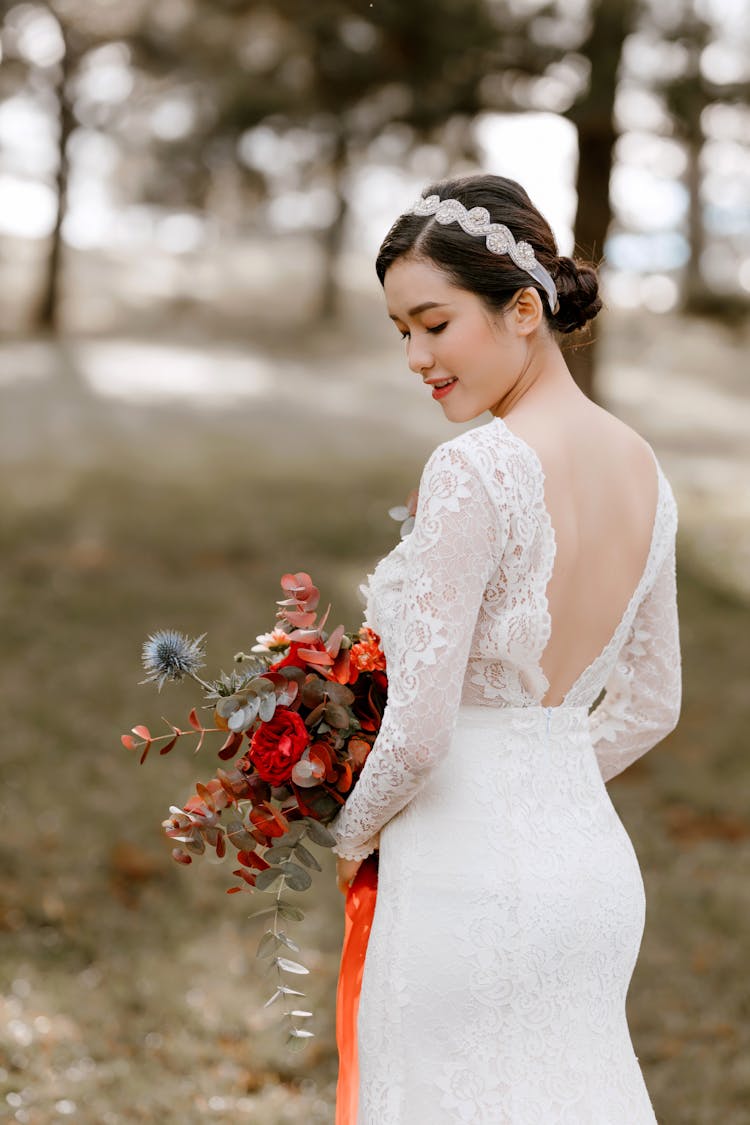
<box><xmin>501</xmin><ymin>401</ymin><xmax>660</xmax><ymax>708</ymax></box>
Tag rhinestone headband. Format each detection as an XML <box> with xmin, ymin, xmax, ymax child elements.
<box><xmin>406</xmin><ymin>194</ymin><xmax>559</xmax><ymax>314</ymax></box>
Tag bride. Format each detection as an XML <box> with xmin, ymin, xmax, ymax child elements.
<box><xmin>328</xmin><ymin>174</ymin><xmax>681</xmax><ymax>1124</ymax></box>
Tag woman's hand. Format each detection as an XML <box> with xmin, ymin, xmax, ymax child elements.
<box><xmin>336</xmin><ymin>855</ymin><xmax>364</xmax><ymax>895</ymax></box>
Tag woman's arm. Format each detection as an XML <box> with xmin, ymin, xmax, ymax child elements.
<box><xmin>329</xmin><ymin>439</ymin><xmax>509</xmax><ymax>860</ymax></box>
<box><xmin>588</xmin><ymin>531</ymin><xmax>682</xmax><ymax>782</ymax></box>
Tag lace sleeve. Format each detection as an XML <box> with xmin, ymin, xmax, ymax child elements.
<box><xmin>588</xmin><ymin>530</ymin><xmax>682</xmax><ymax>783</ymax></box>
<box><xmin>329</xmin><ymin>440</ymin><xmax>509</xmax><ymax>861</ymax></box>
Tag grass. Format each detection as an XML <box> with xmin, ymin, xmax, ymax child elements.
<box><xmin>0</xmin><ymin>334</ymin><xmax>748</xmax><ymax>1122</ymax></box>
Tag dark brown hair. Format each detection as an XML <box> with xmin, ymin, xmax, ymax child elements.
<box><xmin>375</xmin><ymin>174</ymin><xmax>602</xmax><ymax>334</ymax></box>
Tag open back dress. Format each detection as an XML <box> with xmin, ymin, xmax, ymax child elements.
<box><xmin>329</xmin><ymin>414</ymin><xmax>681</xmax><ymax>1124</ymax></box>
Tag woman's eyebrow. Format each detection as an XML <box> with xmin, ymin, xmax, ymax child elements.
<box><xmin>388</xmin><ymin>301</ymin><xmax>449</xmax><ymax>321</ymax></box>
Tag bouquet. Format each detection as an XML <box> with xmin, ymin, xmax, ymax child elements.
<box><xmin>121</xmin><ymin>571</ymin><xmax>387</xmax><ymax>1050</ymax></box>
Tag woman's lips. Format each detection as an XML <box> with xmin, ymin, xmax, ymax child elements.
<box><xmin>432</xmin><ymin>378</ymin><xmax>457</xmax><ymax>400</ymax></box>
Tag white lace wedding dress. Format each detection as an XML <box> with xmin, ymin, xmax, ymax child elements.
<box><xmin>329</xmin><ymin>415</ymin><xmax>681</xmax><ymax>1125</ymax></box>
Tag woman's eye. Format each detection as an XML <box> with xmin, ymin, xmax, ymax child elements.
<box><xmin>427</xmin><ymin>322</ymin><xmax>447</xmax><ymax>334</ymax></box>
<box><xmin>399</xmin><ymin>330</ymin><xmax>409</xmax><ymax>340</ymax></box>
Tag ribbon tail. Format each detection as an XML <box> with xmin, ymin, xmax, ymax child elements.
<box><xmin>335</xmin><ymin>851</ymin><xmax>379</xmax><ymax>1125</ymax></box>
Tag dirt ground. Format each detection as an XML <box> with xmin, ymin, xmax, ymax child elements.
<box><xmin>1</xmin><ymin>290</ymin><xmax>749</xmax><ymax>1123</ymax></box>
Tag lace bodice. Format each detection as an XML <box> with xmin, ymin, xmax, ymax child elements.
<box><xmin>330</xmin><ymin>416</ymin><xmax>681</xmax><ymax>861</ymax></box>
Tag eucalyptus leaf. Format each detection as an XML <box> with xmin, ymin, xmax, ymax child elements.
<box><xmin>275</xmin><ymin>956</ymin><xmax>309</xmax><ymax>975</ymax></box>
<box><xmin>276</xmin><ymin>931</ymin><xmax>301</xmax><ymax>953</ymax></box>
<box><xmin>247</xmin><ymin>905</ymin><xmax>277</xmax><ymax>920</ymax></box>
<box><xmin>289</xmin><ymin>1009</ymin><xmax>313</xmax><ymax>1018</ymax></box>
<box><xmin>303</xmin><ymin>819</ymin><xmax>337</xmax><ymax>847</ymax></box>
<box><xmin>263</xmin><ymin>988</ymin><xmax>283</xmax><ymax>1008</ymax></box>
<box><xmin>254</xmin><ymin>866</ymin><xmax>285</xmax><ymax>891</ymax></box>
<box><xmin>227</xmin><ymin>707</ymin><xmax>249</xmax><ymax>732</ymax></box>
<box><xmin>258</xmin><ymin>693</ymin><xmax>277</xmax><ymax>722</ymax></box>
<box><xmin>324</xmin><ymin>702</ymin><xmax>350</xmax><ymax>728</ymax></box>
<box><xmin>280</xmin><ymin>861</ymin><xmax>312</xmax><ymax>891</ymax></box>
<box><xmin>263</xmin><ymin>844</ymin><xmax>294</xmax><ymax>863</ymax></box>
<box><xmin>277</xmin><ymin>985</ymin><xmax>306</xmax><ymax>996</ymax></box>
<box><xmin>256</xmin><ymin>931</ymin><xmax>281</xmax><ymax>958</ymax></box>
<box><xmin>277</xmin><ymin>900</ymin><xmax>305</xmax><ymax>921</ymax></box>
<box><xmin>325</xmin><ymin>682</ymin><xmax>355</xmax><ymax>706</ymax></box>
<box><xmin>293</xmin><ymin>842</ymin><xmax>322</xmax><ymax>871</ymax></box>
<box><xmin>288</xmin><ymin>1027</ymin><xmax>315</xmax><ymax>1037</ymax></box>
<box><xmin>284</xmin><ymin>821</ymin><xmax>308</xmax><ymax>845</ymax></box>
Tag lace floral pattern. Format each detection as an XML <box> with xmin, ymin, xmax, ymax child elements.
<box><xmin>329</xmin><ymin>417</ymin><xmax>681</xmax><ymax>860</ymax></box>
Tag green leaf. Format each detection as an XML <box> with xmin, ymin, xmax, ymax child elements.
<box><xmin>293</xmin><ymin>842</ymin><xmax>322</xmax><ymax>871</ymax></box>
<box><xmin>276</xmin><ymin>931</ymin><xmax>301</xmax><ymax>953</ymax></box>
<box><xmin>256</xmin><ymin>931</ymin><xmax>281</xmax><ymax>958</ymax></box>
<box><xmin>264</xmin><ymin>844</ymin><xmax>294</xmax><ymax>863</ymax></box>
<box><xmin>254</xmin><ymin>866</ymin><xmax>285</xmax><ymax>891</ymax></box>
<box><xmin>280</xmin><ymin>861</ymin><xmax>312</xmax><ymax>891</ymax></box>
<box><xmin>303</xmin><ymin>819</ymin><xmax>337</xmax><ymax>847</ymax></box>
<box><xmin>323</xmin><ymin>702</ymin><xmax>350</xmax><ymax>728</ymax></box>
<box><xmin>247</xmin><ymin>905</ymin><xmax>278</xmax><ymax>920</ymax></box>
<box><xmin>277</xmin><ymin>901</ymin><xmax>305</xmax><ymax>921</ymax></box>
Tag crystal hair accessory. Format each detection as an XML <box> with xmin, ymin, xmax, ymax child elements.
<box><xmin>406</xmin><ymin>194</ymin><xmax>559</xmax><ymax>314</ymax></box>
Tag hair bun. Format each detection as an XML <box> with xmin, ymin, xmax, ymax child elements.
<box><xmin>549</xmin><ymin>256</ymin><xmax>602</xmax><ymax>334</ymax></box>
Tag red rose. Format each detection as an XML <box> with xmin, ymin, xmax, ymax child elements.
<box><xmin>247</xmin><ymin>708</ymin><xmax>310</xmax><ymax>786</ymax></box>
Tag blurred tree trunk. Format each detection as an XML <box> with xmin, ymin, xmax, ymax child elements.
<box><xmin>35</xmin><ymin>22</ymin><xmax>74</xmax><ymax>333</ymax></box>
<box><xmin>567</xmin><ymin>0</ymin><xmax>632</xmax><ymax>402</ymax></box>
<box><xmin>683</xmin><ymin>131</ymin><xmax>707</xmax><ymax>311</ymax></box>
<box><xmin>318</xmin><ymin>128</ymin><xmax>349</xmax><ymax>323</ymax></box>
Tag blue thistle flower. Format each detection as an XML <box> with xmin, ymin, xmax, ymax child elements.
<box><xmin>140</xmin><ymin>629</ymin><xmax>207</xmax><ymax>692</ymax></box>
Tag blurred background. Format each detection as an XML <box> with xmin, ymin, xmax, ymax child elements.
<box><xmin>0</xmin><ymin>0</ymin><xmax>748</xmax><ymax>1121</ymax></box>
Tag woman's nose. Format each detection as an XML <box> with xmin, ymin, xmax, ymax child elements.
<box><xmin>407</xmin><ymin>337</ymin><xmax>434</xmax><ymax>375</ymax></box>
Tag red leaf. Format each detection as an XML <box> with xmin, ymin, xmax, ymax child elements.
<box><xmin>226</xmin><ymin>886</ymin><xmax>242</xmax><ymax>894</ymax></box>
<box><xmin>159</xmin><ymin>734</ymin><xmax>179</xmax><ymax>756</ymax></box>
<box><xmin>282</xmin><ymin>610</ymin><xmax>318</xmax><ymax>628</ymax></box>
<box><xmin>215</xmin><ymin>833</ymin><xmax>227</xmax><ymax>859</ymax></box>
<box><xmin>195</xmin><ymin>783</ymin><xmax>215</xmax><ymax>811</ymax></box>
<box><xmin>139</xmin><ymin>741</ymin><xmax>152</xmax><ymax>765</ymax></box>
<box><xmin>332</xmin><ymin>649</ymin><xmax>351</xmax><ymax>683</ymax></box>
<box><xmin>232</xmin><ymin>868</ymin><xmax>258</xmax><ymax>886</ymax></box>
<box><xmin>298</xmin><ymin>647</ymin><xmax>333</xmax><ymax>665</ymax></box>
<box><xmin>249</xmin><ymin>801</ymin><xmax>289</xmax><ymax>838</ymax></box>
<box><xmin>237</xmin><ymin>850</ymin><xmax>269</xmax><ymax>871</ymax></box>
<box><xmin>121</xmin><ymin>734</ymin><xmax>136</xmax><ymax>750</ymax></box>
<box><xmin>131</xmin><ymin>724</ymin><xmax>152</xmax><ymax>740</ymax></box>
<box><xmin>188</xmin><ymin>708</ymin><xmax>202</xmax><ymax>731</ymax></box>
<box><xmin>310</xmin><ymin>742</ymin><xmax>335</xmax><ymax>781</ymax></box>
<box><xmin>218</xmin><ymin>731</ymin><xmax>243</xmax><ymax>761</ymax></box>
<box><xmin>325</xmin><ymin>623</ymin><xmax>345</xmax><ymax>657</ymax></box>
<box><xmin>335</xmin><ymin>760</ymin><xmax>353</xmax><ymax>793</ymax></box>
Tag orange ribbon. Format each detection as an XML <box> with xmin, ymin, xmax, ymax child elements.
<box><xmin>335</xmin><ymin>852</ymin><xmax>379</xmax><ymax>1125</ymax></box>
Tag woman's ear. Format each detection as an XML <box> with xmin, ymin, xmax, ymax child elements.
<box><xmin>512</xmin><ymin>287</ymin><xmax>544</xmax><ymax>336</ymax></box>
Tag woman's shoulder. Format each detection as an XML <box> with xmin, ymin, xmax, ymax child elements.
<box><xmin>421</xmin><ymin>415</ymin><xmax>522</xmax><ymax>480</ymax></box>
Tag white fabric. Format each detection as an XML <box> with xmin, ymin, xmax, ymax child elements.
<box><xmin>329</xmin><ymin>415</ymin><xmax>681</xmax><ymax>1123</ymax></box>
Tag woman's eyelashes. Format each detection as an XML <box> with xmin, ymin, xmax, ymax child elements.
<box><xmin>398</xmin><ymin>322</ymin><xmax>448</xmax><ymax>340</ymax></box>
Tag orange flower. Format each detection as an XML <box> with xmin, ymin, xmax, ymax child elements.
<box><xmin>348</xmin><ymin>627</ymin><xmax>386</xmax><ymax>683</ymax></box>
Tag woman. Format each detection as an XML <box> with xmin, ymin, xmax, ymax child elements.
<box><xmin>328</xmin><ymin>174</ymin><xmax>681</xmax><ymax>1124</ymax></box>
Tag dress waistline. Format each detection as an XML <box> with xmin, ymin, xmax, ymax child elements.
<box><xmin>456</xmin><ymin>702</ymin><xmax>590</xmax><ymax>738</ymax></box>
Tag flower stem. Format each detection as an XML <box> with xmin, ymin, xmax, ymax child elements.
<box><xmin>188</xmin><ymin>671</ymin><xmax>217</xmax><ymax>693</ymax></box>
